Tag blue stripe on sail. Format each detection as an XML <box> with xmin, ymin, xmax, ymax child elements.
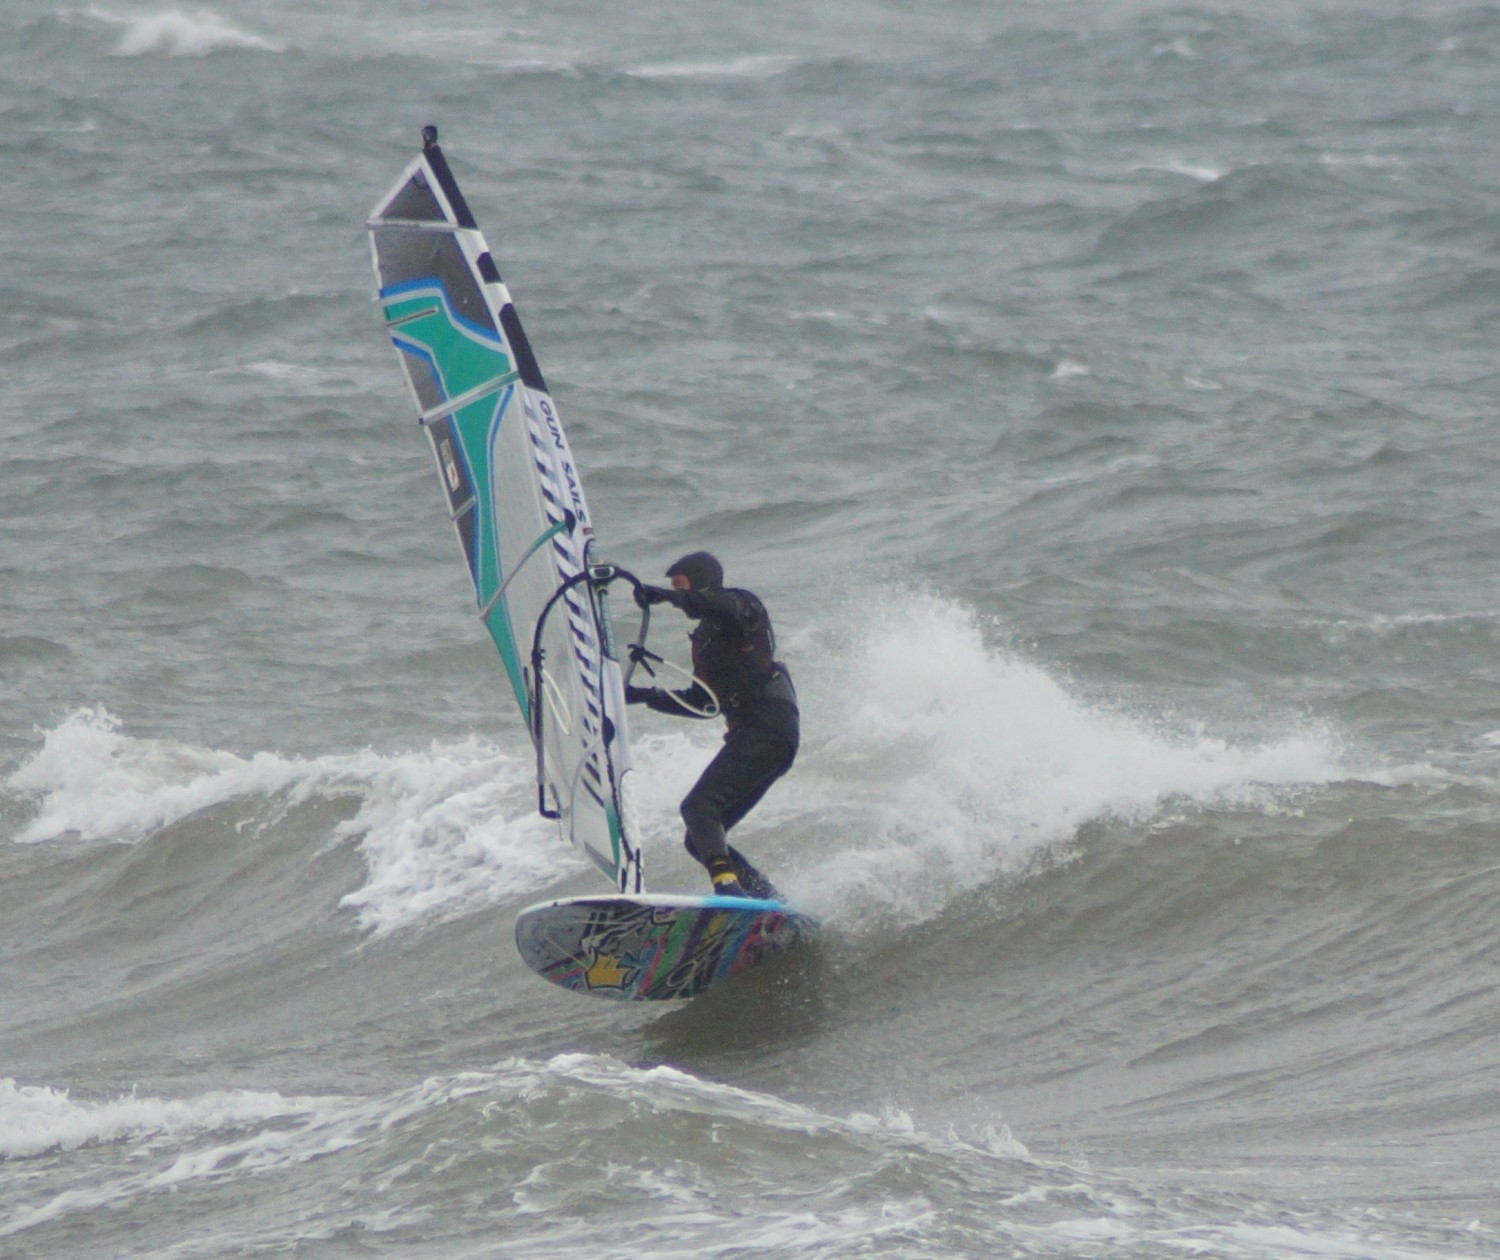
<box><xmin>381</xmin><ymin>277</ymin><xmax>505</xmax><ymax>348</ymax></box>
<box><xmin>389</xmin><ymin>332</ymin><xmax>449</xmax><ymax>408</ymax></box>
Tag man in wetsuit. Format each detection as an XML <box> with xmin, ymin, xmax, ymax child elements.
<box><xmin>625</xmin><ymin>552</ymin><xmax>799</xmax><ymax>900</ymax></box>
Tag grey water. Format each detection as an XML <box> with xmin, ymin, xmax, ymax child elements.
<box><xmin>4</xmin><ymin>1</ymin><xmax>1500</xmax><ymax>1255</ymax></box>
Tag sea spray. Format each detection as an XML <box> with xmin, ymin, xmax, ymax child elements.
<box><xmin>95</xmin><ymin>8</ymin><xmax>285</xmax><ymax>57</ymax></box>
<box><xmin>5</xmin><ymin>709</ymin><xmax>578</xmax><ymax>931</ymax></box>
<box><xmin>786</xmin><ymin>592</ymin><xmax>1352</xmax><ymax>924</ymax></box>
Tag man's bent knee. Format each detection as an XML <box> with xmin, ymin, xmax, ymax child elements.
<box><xmin>681</xmin><ymin>795</ymin><xmax>729</xmax><ymax>863</ymax></box>
<box><xmin>681</xmin><ymin>795</ymin><xmax>720</xmax><ymax>835</ymax></box>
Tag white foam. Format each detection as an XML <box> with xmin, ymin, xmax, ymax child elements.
<box><xmin>1317</xmin><ymin>153</ymin><xmax>1408</xmax><ymax>172</ymax></box>
<box><xmin>627</xmin><ymin>54</ymin><xmax>799</xmax><ymax>81</ymax></box>
<box><xmin>1346</xmin><ymin>609</ymin><xmax>1500</xmax><ymax>634</ymax></box>
<box><xmin>0</xmin><ymin>1076</ymin><xmax>318</xmax><ymax>1162</ymax></box>
<box><xmin>90</xmin><ymin>7</ymin><xmax>284</xmax><ymax>57</ymax></box>
<box><xmin>0</xmin><ymin>1076</ymin><xmax>372</xmax><ymax>1239</ymax></box>
<box><xmin>2</xmin><ymin>1062</ymin><xmax>1459</xmax><ymax>1258</ymax></box>
<box><xmin>0</xmin><ymin>1056</ymin><xmax>1037</xmax><ymax>1249</ymax></box>
<box><xmin>6</xmin><ymin>709</ymin><xmax>581</xmax><ymax>933</ymax></box>
<box><xmin>3</xmin><ymin>1055</ymin><xmax>1017</xmax><ymax>1174</ymax></box>
<box><xmin>1155</xmin><ymin>37</ymin><xmax>1200</xmax><ymax>61</ymax></box>
<box><xmin>9</xmin><ymin>707</ymin><xmax>311</xmax><ymax>844</ymax></box>
<box><xmin>333</xmin><ymin>740</ymin><xmax>576</xmax><ymax>934</ymax></box>
<box><xmin>785</xmin><ymin>593</ymin><xmax>1352</xmax><ymax>923</ymax></box>
<box><xmin>537</xmin><ymin>1052</ymin><xmax>1032</xmax><ymax>1164</ymax></box>
<box><xmin>1130</xmin><ymin>159</ymin><xmax>1228</xmax><ymax>183</ymax></box>
<box><xmin>1167</xmin><ymin>160</ymin><xmax>1227</xmax><ymax>182</ymax></box>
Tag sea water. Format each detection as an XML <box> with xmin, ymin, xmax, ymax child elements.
<box><xmin>3</xmin><ymin>2</ymin><xmax>1499</xmax><ymax>1255</ymax></box>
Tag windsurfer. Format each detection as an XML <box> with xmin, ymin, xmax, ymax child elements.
<box><xmin>626</xmin><ymin>552</ymin><xmax>798</xmax><ymax>900</ymax></box>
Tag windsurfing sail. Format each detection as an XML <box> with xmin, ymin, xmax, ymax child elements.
<box><xmin>367</xmin><ymin>126</ymin><xmax>643</xmax><ymax>894</ymax></box>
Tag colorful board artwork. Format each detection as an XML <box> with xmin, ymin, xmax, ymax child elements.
<box><xmin>515</xmin><ymin>895</ymin><xmax>814</xmax><ymax>1001</ymax></box>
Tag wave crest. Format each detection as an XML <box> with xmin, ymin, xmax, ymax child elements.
<box><xmin>786</xmin><ymin>592</ymin><xmax>1352</xmax><ymax>923</ymax></box>
<box><xmin>91</xmin><ymin>7</ymin><xmax>283</xmax><ymax>57</ymax></box>
<box><xmin>5</xmin><ymin>708</ymin><xmax>577</xmax><ymax>933</ymax></box>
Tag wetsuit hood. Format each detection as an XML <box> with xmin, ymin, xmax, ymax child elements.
<box><xmin>666</xmin><ymin>551</ymin><xmax>724</xmax><ymax>591</ymax></box>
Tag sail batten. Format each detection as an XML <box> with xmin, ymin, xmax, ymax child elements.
<box><xmin>416</xmin><ymin>372</ymin><xmax>521</xmax><ymax>425</ymax></box>
<box><xmin>368</xmin><ymin>131</ymin><xmax>642</xmax><ymax>895</ymax></box>
<box><xmin>365</xmin><ymin>218</ymin><xmax>466</xmax><ymax>235</ymax></box>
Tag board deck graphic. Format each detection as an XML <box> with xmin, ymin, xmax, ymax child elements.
<box><xmin>515</xmin><ymin>895</ymin><xmax>814</xmax><ymax>1001</ymax></box>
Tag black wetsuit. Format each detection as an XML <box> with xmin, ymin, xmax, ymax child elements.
<box><xmin>626</xmin><ymin>586</ymin><xmax>798</xmax><ymax>899</ymax></box>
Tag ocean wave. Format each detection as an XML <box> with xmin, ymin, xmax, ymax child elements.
<box><xmin>0</xmin><ymin>636</ymin><xmax>73</xmax><ymax>668</ymax></box>
<box><xmin>0</xmin><ymin>1076</ymin><xmax>368</xmax><ymax>1241</ymax></box>
<box><xmin>778</xmin><ymin>592</ymin><xmax>1354</xmax><ymax>926</ymax></box>
<box><xmin>88</xmin><ymin>7</ymin><xmax>283</xmax><ymax>57</ymax></box>
<box><xmin>4</xmin><ymin>708</ymin><xmax>578</xmax><ymax>933</ymax></box>
<box><xmin>1134</xmin><ymin>158</ymin><xmax>1229</xmax><ymax>183</ymax></box>
<box><xmin>1091</xmin><ymin>161</ymin><xmax>1381</xmax><ymax>263</ymax></box>
<box><xmin>0</xmin><ymin>1056</ymin><xmax>1028</xmax><ymax>1250</ymax></box>
<box><xmin>5</xmin><ymin>579</ymin><xmax>1373</xmax><ymax>941</ymax></box>
<box><xmin>0</xmin><ymin>1077</ymin><xmax>320</xmax><ymax>1163</ymax></box>
<box><xmin>624</xmin><ymin>53</ymin><xmax>801</xmax><ymax>81</ymax></box>
<box><xmin>4</xmin><ymin>1055</ymin><xmax>1480</xmax><ymax>1258</ymax></box>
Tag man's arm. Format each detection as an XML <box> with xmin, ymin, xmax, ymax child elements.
<box><xmin>625</xmin><ymin>682</ymin><xmax>716</xmax><ymax>719</ymax></box>
<box><xmin>637</xmin><ymin>583</ymin><xmax>751</xmax><ymax>629</ymax></box>
<box><xmin>675</xmin><ymin>586</ymin><xmax>755</xmax><ymax>629</ymax></box>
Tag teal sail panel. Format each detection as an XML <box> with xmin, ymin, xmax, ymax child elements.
<box><xmin>367</xmin><ymin>129</ymin><xmax>642</xmax><ymax>894</ymax></box>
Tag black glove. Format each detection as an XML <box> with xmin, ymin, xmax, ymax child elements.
<box><xmin>636</xmin><ymin>584</ymin><xmax>679</xmax><ymax>608</ymax></box>
<box><xmin>624</xmin><ymin>684</ymin><xmax>656</xmax><ymax>705</ymax></box>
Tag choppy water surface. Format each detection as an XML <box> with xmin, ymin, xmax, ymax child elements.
<box><xmin>4</xmin><ymin>2</ymin><xmax>1500</xmax><ymax>1255</ymax></box>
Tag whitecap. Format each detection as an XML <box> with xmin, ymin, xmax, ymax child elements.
<box><xmin>1133</xmin><ymin>159</ymin><xmax>1227</xmax><ymax>182</ymax></box>
<box><xmin>626</xmin><ymin>53</ymin><xmax>799</xmax><ymax>81</ymax></box>
<box><xmin>783</xmin><ymin>591</ymin><xmax>1353</xmax><ymax>924</ymax></box>
<box><xmin>90</xmin><ymin>7</ymin><xmax>284</xmax><ymax>57</ymax></box>
<box><xmin>6</xmin><ymin>708</ymin><xmax>582</xmax><ymax>933</ymax></box>
<box><xmin>0</xmin><ymin>1076</ymin><xmax>321</xmax><ymax>1162</ymax></box>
